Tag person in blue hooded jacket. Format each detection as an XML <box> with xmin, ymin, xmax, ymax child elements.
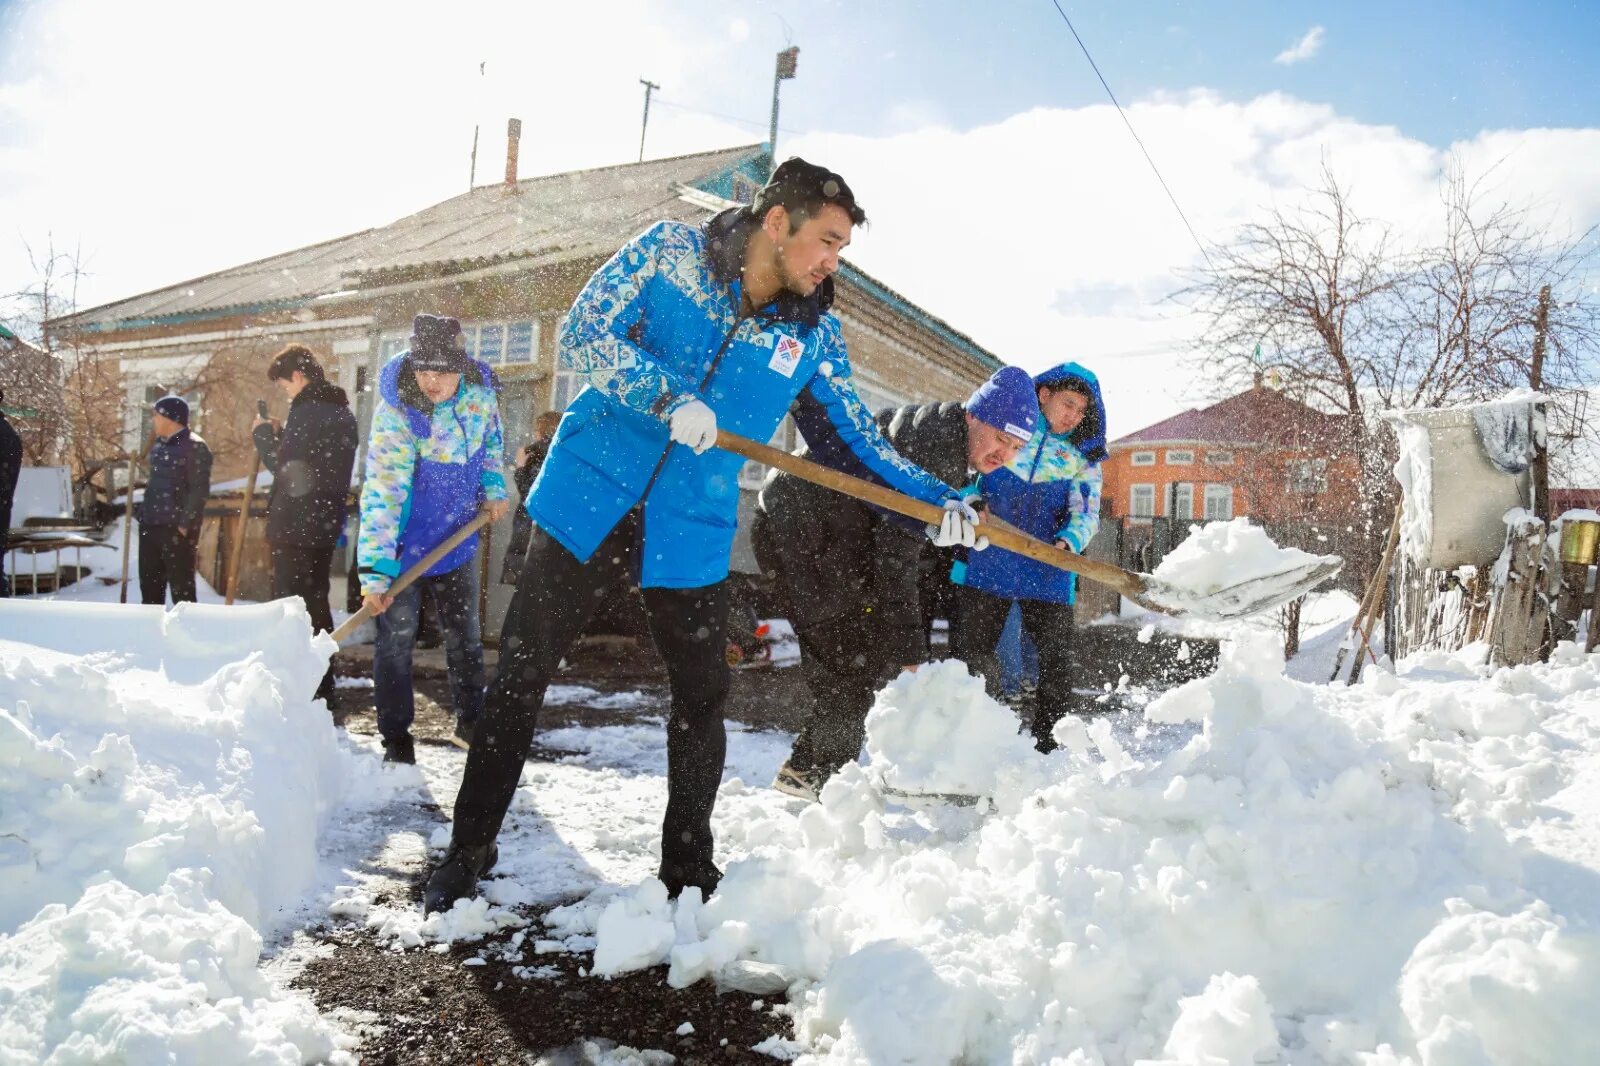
<box><xmin>424</xmin><ymin>158</ymin><xmax>984</xmax><ymax>914</ymax></box>
<box><xmin>951</xmin><ymin>361</ymin><xmax>1106</xmax><ymax>752</ymax></box>
<box><xmin>357</xmin><ymin>314</ymin><xmax>511</xmax><ymax>765</ymax></box>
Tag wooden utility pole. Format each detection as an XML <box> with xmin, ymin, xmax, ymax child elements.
<box><xmin>1530</xmin><ymin>284</ymin><xmax>1552</xmax><ymax>521</ymax></box>
<box><xmin>638</xmin><ymin>78</ymin><xmax>660</xmax><ymax>162</ymax></box>
<box><xmin>769</xmin><ymin>47</ymin><xmax>798</xmax><ymax>170</ymax></box>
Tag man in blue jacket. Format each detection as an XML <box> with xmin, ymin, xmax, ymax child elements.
<box><xmin>951</xmin><ymin>362</ymin><xmax>1106</xmax><ymax>752</ymax></box>
<box><xmin>425</xmin><ymin>158</ymin><xmax>983</xmax><ymax>912</ymax></box>
<box><xmin>252</xmin><ymin>345</ymin><xmax>359</xmax><ymax>705</ymax></box>
<box><xmin>136</xmin><ymin>395</ymin><xmax>213</xmax><ymax>606</ymax></box>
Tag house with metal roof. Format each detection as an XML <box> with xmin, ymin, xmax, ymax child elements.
<box><xmin>58</xmin><ymin>140</ymin><xmax>1005</xmax><ymax>613</ymax></box>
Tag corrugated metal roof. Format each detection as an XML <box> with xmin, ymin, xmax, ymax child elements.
<box><xmin>67</xmin><ymin>144</ymin><xmax>766</xmax><ymax>330</ymax></box>
<box><xmin>1112</xmin><ymin>386</ymin><xmax>1352</xmax><ymax>448</ymax></box>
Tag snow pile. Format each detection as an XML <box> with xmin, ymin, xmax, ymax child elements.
<box><xmin>862</xmin><ymin>660</ymin><xmax>1036</xmax><ymax>798</ymax></box>
<box><xmin>577</xmin><ymin>633</ymin><xmax>1600</xmax><ymax>1063</ymax></box>
<box><xmin>1151</xmin><ymin>517</ymin><xmax>1323</xmax><ymax>595</ymax></box>
<box><xmin>1391</xmin><ymin>418</ymin><xmax>1435</xmax><ymax>566</ymax></box>
<box><xmin>0</xmin><ymin>600</ymin><xmax>354</xmax><ymax>1064</ymax></box>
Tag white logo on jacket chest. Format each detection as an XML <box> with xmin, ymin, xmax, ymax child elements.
<box><xmin>768</xmin><ymin>335</ymin><xmax>805</xmax><ymax>378</ymax></box>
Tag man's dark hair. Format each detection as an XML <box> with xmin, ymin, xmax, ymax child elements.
<box><xmin>752</xmin><ymin>157</ymin><xmax>867</xmax><ymax>231</ymax></box>
<box><xmin>266</xmin><ymin>344</ymin><xmax>326</xmax><ymax>383</ymax></box>
<box><xmin>1040</xmin><ymin>377</ymin><xmax>1093</xmax><ymax>400</ymax></box>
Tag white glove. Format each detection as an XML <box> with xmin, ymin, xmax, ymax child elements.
<box><xmin>668</xmin><ymin>399</ymin><xmax>718</xmax><ymax>455</ymax></box>
<box><xmin>926</xmin><ymin>498</ymin><xmax>988</xmax><ymax>550</ymax></box>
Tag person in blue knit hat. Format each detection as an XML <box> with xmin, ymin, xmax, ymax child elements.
<box><xmin>951</xmin><ymin>360</ymin><xmax>1107</xmax><ymax>751</ymax></box>
<box><xmin>752</xmin><ymin>364</ymin><xmax>1040</xmax><ymax>801</ymax></box>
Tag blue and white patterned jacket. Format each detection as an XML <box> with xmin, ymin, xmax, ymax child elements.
<box><xmin>529</xmin><ymin>208</ymin><xmax>959</xmax><ymax>588</ymax></box>
<box><xmin>957</xmin><ymin>361</ymin><xmax>1106</xmax><ymax>605</ymax></box>
<box><xmin>357</xmin><ymin>354</ymin><xmax>507</xmax><ymax>594</ymax></box>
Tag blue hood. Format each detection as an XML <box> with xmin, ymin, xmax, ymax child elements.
<box><xmin>378</xmin><ymin>351</ymin><xmax>499</xmax><ymax>436</ymax></box>
<box><xmin>1034</xmin><ymin>360</ymin><xmax>1108</xmax><ymax>464</ymax></box>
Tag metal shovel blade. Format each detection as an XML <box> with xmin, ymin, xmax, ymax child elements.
<box><xmin>1138</xmin><ymin>555</ymin><xmax>1345</xmax><ymax>621</ymax></box>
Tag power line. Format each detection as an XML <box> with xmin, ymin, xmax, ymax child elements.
<box><xmin>652</xmin><ymin>97</ymin><xmax>802</xmax><ymax>137</ymax></box>
<box><xmin>1046</xmin><ymin>0</ymin><xmax>1216</xmax><ymax>270</ymax></box>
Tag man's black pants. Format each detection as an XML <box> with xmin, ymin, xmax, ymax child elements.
<box><xmin>272</xmin><ymin>542</ymin><xmax>337</xmax><ymax>701</ymax></box>
<box><xmin>951</xmin><ymin>587</ymin><xmax>1077</xmax><ymax>751</ymax></box>
<box><xmin>451</xmin><ymin>512</ymin><xmax>730</xmax><ymax>883</ymax></box>
<box><xmin>138</xmin><ymin>524</ymin><xmax>197</xmax><ymax>605</ymax></box>
<box><xmin>750</xmin><ymin>509</ymin><xmax>889</xmax><ymax>780</ymax></box>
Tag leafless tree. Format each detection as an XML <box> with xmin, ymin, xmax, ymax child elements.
<box><xmin>1179</xmin><ymin>159</ymin><xmax>1600</xmax><ymax>581</ymax></box>
<box><xmin>0</xmin><ymin>239</ymin><xmax>77</xmax><ymax>464</ymax></box>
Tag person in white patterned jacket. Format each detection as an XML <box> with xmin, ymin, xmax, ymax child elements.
<box><xmin>357</xmin><ymin>313</ymin><xmax>511</xmax><ymax>765</ymax></box>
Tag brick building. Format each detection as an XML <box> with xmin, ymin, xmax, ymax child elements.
<box><xmin>1102</xmin><ymin>382</ymin><xmax>1360</xmax><ymax>525</ymax></box>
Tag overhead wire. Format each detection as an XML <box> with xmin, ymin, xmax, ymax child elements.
<box><xmin>1046</xmin><ymin>0</ymin><xmax>1216</xmax><ymax>270</ymax></box>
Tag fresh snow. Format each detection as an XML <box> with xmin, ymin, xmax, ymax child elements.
<box><xmin>4</xmin><ymin>591</ymin><xmax>1600</xmax><ymax>1064</ymax></box>
<box><xmin>1151</xmin><ymin>517</ymin><xmax>1325</xmax><ymax>597</ymax></box>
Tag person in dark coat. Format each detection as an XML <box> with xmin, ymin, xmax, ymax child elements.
<box><xmin>136</xmin><ymin>395</ymin><xmax>213</xmax><ymax>605</ymax></box>
<box><xmin>952</xmin><ymin>362</ymin><xmax>1106</xmax><ymax>752</ymax></box>
<box><xmin>0</xmin><ymin>390</ymin><xmax>22</xmax><ymax>598</ymax></box>
<box><xmin>499</xmin><ymin>409</ymin><xmax>561</xmax><ymax>586</ymax></box>
<box><xmin>752</xmin><ymin>366</ymin><xmax>1040</xmax><ymax>800</ymax></box>
<box><xmin>252</xmin><ymin>345</ymin><xmax>360</xmax><ymax>703</ymax></box>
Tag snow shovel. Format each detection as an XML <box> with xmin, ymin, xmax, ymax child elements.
<box><xmin>716</xmin><ymin>431</ymin><xmax>1342</xmax><ymax>620</ymax></box>
<box><xmin>329</xmin><ymin>512</ymin><xmax>493</xmax><ymax>644</ymax></box>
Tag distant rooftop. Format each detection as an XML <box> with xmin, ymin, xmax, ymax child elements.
<box><xmin>1112</xmin><ymin>385</ymin><xmax>1352</xmax><ymax>448</ymax></box>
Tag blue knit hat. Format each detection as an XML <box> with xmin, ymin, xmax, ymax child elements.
<box><xmin>965</xmin><ymin>366</ymin><xmax>1039</xmax><ymax>440</ymax></box>
<box><xmin>153</xmin><ymin>394</ymin><xmax>189</xmax><ymax>426</ymax></box>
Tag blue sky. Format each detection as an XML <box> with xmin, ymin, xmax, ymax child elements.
<box><xmin>645</xmin><ymin>0</ymin><xmax>1600</xmax><ymax>147</ymax></box>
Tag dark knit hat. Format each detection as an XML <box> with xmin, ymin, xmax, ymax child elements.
<box><xmin>752</xmin><ymin>157</ymin><xmax>866</xmax><ymax>226</ymax></box>
<box><xmin>965</xmin><ymin>367</ymin><xmax>1039</xmax><ymax>441</ymax></box>
<box><xmin>153</xmin><ymin>394</ymin><xmax>189</xmax><ymax>426</ymax></box>
<box><xmin>408</xmin><ymin>313</ymin><xmax>471</xmax><ymax>373</ymax></box>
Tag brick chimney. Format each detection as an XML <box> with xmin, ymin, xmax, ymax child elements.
<box><xmin>505</xmin><ymin>118</ymin><xmax>522</xmax><ymax>186</ymax></box>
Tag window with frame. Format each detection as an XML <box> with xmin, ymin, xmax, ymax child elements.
<box><xmin>1205</xmin><ymin>450</ymin><xmax>1234</xmax><ymax>465</ymax></box>
<box><xmin>1165</xmin><ymin>449</ymin><xmax>1195</xmax><ymax>465</ymax></box>
<box><xmin>1204</xmin><ymin>484</ymin><xmax>1234</xmax><ymax>521</ymax></box>
<box><xmin>1168</xmin><ymin>482</ymin><xmax>1194</xmax><ymax>519</ymax></box>
<box><xmin>461</xmin><ymin>318</ymin><xmax>538</xmax><ymax>366</ymax></box>
<box><xmin>1130</xmin><ymin>450</ymin><xmax>1156</xmax><ymax>467</ymax></box>
<box><xmin>550</xmin><ymin>349</ymin><xmax>584</xmax><ymax>412</ymax></box>
<box><xmin>1130</xmin><ymin>484</ymin><xmax>1155</xmax><ymax>518</ymax></box>
<box><xmin>1286</xmin><ymin>458</ymin><xmax>1329</xmax><ymax>495</ymax></box>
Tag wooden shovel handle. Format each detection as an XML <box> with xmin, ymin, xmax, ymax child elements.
<box><xmin>330</xmin><ymin>512</ymin><xmax>493</xmax><ymax>644</ymax></box>
<box><xmin>717</xmin><ymin>430</ymin><xmax>1147</xmax><ymax>600</ymax></box>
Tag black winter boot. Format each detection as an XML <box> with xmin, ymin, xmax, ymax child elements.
<box><xmin>423</xmin><ymin>842</ymin><xmax>498</xmax><ymax>915</ymax></box>
<box><xmin>658</xmin><ymin>858</ymin><xmax>722</xmax><ymax>901</ymax></box>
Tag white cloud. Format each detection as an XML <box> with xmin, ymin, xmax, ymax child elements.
<box><xmin>3</xmin><ymin>4</ymin><xmax>1596</xmax><ymax>441</ymax></box>
<box><xmin>1274</xmin><ymin>25</ymin><xmax>1326</xmax><ymax>66</ymax></box>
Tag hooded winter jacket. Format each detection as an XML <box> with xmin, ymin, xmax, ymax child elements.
<box><xmin>956</xmin><ymin>361</ymin><xmax>1106</xmax><ymax>605</ymax></box>
<box><xmin>527</xmin><ymin>208</ymin><xmax>958</xmax><ymax>589</ymax></box>
<box><xmin>357</xmin><ymin>354</ymin><xmax>507</xmax><ymax>594</ymax></box>
<box><xmin>137</xmin><ymin>427</ymin><xmax>213</xmax><ymax>529</ymax></box>
<box><xmin>252</xmin><ymin>378</ymin><xmax>358</xmax><ymax>548</ymax></box>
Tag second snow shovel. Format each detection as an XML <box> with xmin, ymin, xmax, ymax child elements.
<box><xmin>716</xmin><ymin>431</ymin><xmax>1341</xmax><ymax>620</ymax></box>
<box><xmin>329</xmin><ymin>512</ymin><xmax>493</xmax><ymax>644</ymax></box>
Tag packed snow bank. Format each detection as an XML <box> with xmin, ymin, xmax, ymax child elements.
<box><xmin>0</xmin><ymin>599</ymin><xmax>354</xmax><ymax>1064</ymax></box>
<box><xmin>863</xmin><ymin>660</ymin><xmax>1036</xmax><ymax>798</ymax></box>
<box><xmin>577</xmin><ymin>633</ymin><xmax>1600</xmax><ymax>1064</ymax></box>
<box><xmin>1152</xmin><ymin>517</ymin><xmax>1324</xmax><ymax>596</ymax></box>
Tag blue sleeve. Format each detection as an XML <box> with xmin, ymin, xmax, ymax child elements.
<box><xmin>793</xmin><ymin>318</ymin><xmax>956</xmax><ymax>507</ymax></box>
<box><xmin>556</xmin><ymin>221</ymin><xmax>703</xmax><ymax>419</ymax></box>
